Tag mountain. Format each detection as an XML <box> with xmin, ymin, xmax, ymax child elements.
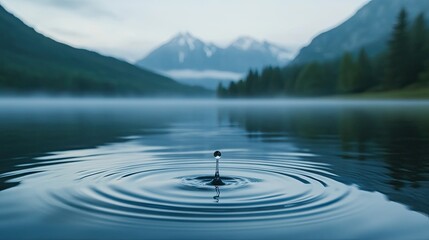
<box><xmin>136</xmin><ymin>33</ymin><xmax>294</xmax><ymax>89</ymax></box>
<box><xmin>292</xmin><ymin>0</ymin><xmax>429</xmax><ymax>65</ymax></box>
<box><xmin>137</xmin><ymin>32</ymin><xmax>294</xmax><ymax>72</ymax></box>
<box><xmin>221</xmin><ymin>36</ymin><xmax>294</xmax><ymax>72</ymax></box>
<box><xmin>136</xmin><ymin>32</ymin><xmax>218</xmax><ymax>71</ymax></box>
<box><xmin>0</xmin><ymin>5</ymin><xmax>205</xmax><ymax>96</ymax></box>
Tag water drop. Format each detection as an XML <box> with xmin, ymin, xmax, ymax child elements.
<box><xmin>210</xmin><ymin>151</ymin><xmax>224</xmax><ymax>186</ymax></box>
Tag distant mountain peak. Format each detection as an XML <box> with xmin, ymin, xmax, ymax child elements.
<box><xmin>175</xmin><ymin>31</ymin><xmax>193</xmax><ymax>38</ymax></box>
<box><xmin>266</xmin><ymin>43</ymin><xmax>295</xmax><ymax>62</ymax></box>
<box><xmin>170</xmin><ymin>32</ymin><xmax>199</xmax><ymax>51</ymax></box>
<box><xmin>230</xmin><ymin>36</ymin><xmax>263</xmax><ymax>51</ymax></box>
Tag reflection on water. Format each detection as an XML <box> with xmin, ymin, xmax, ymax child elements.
<box><xmin>0</xmin><ymin>99</ymin><xmax>428</xmax><ymax>239</ymax></box>
<box><xmin>220</xmin><ymin>101</ymin><xmax>429</xmax><ymax>215</ymax></box>
<box><xmin>214</xmin><ymin>186</ymin><xmax>220</xmax><ymax>202</ymax></box>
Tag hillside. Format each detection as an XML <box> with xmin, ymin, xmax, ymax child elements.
<box><xmin>292</xmin><ymin>0</ymin><xmax>429</xmax><ymax>65</ymax></box>
<box><xmin>0</xmin><ymin>5</ymin><xmax>205</xmax><ymax>96</ymax></box>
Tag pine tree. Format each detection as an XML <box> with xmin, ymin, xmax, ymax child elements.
<box><xmin>417</xmin><ymin>23</ymin><xmax>429</xmax><ymax>84</ymax></box>
<box><xmin>228</xmin><ymin>81</ymin><xmax>238</xmax><ymax>97</ymax></box>
<box><xmin>338</xmin><ymin>52</ymin><xmax>358</xmax><ymax>93</ymax></box>
<box><xmin>294</xmin><ymin>62</ymin><xmax>328</xmax><ymax>95</ymax></box>
<box><xmin>216</xmin><ymin>83</ymin><xmax>227</xmax><ymax>98</ymax></box>
<box><xmin>356</xmin><ymin>49</ymin><xmax>373</xmax><ymax>92</ymax></box>
<box><xmin>236</xmin><ymin>80</ymin><xmax>246</xmax><ymax>97</ymax></box>
<box><xmin>244</xmin><ymin>70</ymin><xmax>255</xmax><ymax>96</ymax></box>
<box><xmin>246</xmin><ymin>70</ymin><xmax>261</xmax><ymax>97</ymax></box>
<box><xmin>270</xmin><ymin>67</ymin><xmax>284</xmax><ymax>95</ymax></box>
<box><xmin>283</xmin><ymin>65</ymin><xmax>302</xmax><ymax>95</ymax></box>
<box><xmin>385</xmin><ymin>9</ymin><xmax>410</xmax><ymax>88</ymax></box>
<box><xmin>260</xmin><ymin>67</ymin><xmax>273</xmax><ymax>95</ymax></box>
<box><xmin>410</xmin><ymin>13</ymin><xmax>428</xmax><ymax>84</ymax></box>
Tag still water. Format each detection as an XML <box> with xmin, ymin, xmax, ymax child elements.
<box><xmin>0</xmin><ymin>99</ymin><xmax>428</xmax><ymax>239</ymax></box>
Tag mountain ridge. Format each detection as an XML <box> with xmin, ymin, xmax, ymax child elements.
<box><xmin>0</xmin><ymin>5</ymin><xmax>206</xmax><ymax>96</ymax></box>
<box><xmin>136</xmin><ymin>32</ymin><xmax>295</xmax><ymax>73</ymax></box>
<box><xmin>292</xmin><ymin>0</ymin><xmax>429</xmax><ymax>65</ymax></box>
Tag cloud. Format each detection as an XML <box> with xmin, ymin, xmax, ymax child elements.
<box><xmin>164</xmin><ymin>70</ymin><xmax>244</xmax><ymax>80</ymax></box>
<box><xmin>49</xmin><ymin>27</ymin><xmax>88</xmax><ymax>38</ymax></box>
<box><xmin>30</xmin><ymin>0</ymin><xmax>117</xmax><ymax>18</ymax></box>
<box><xmin>37</xmin><ymin>0</ymin><xmax>85</xmax><ymax>8</ymax></box>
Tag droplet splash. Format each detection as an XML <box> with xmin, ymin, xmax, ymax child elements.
<box><xmin>211</xmin><ymin>150</ymin><xmax>224</xmax><ymax>186</ymax></box>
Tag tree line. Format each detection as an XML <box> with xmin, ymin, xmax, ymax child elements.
<box><xmin>218</xmin><ymin>9</ymin><xmax>429</xmax><ymax>98</ymax></box>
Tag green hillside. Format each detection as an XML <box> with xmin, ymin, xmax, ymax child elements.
<box><xmin>0</xmin><ymin>5</ymin><xmax>206</xmax><ymax>96</ymax></box>
<box><xmin>292</xmin><ymin>0</ymin><xmax>429</xmax><ymax>65</ymax></box>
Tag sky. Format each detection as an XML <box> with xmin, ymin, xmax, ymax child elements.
<box><xmin>0</xmin><ymin>0</ymin><xmax>370</xmax><ymax>62</ymax></box>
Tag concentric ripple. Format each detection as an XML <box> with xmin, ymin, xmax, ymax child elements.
<box><xmin>1</xmin><ymin>141</ymin><xmax>367</xmax><ymax>226</ymax></box>
<box><xmin>180</xmin><ymin>175</ymin><xmax>257</xmax><ymax>188</ymax></box>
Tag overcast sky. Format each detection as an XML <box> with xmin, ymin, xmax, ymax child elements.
<box><xmin>0</xmin><ymin>0</ymin><xmax>370</xmax><ymax>62</ymax></box>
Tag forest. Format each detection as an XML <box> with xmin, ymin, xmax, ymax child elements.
<box><xmin>218</xmin><ymin>10</ymin><xmax>429</xmax><ymax>98</ymax></box>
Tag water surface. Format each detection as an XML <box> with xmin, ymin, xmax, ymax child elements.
<box><xmin>0</xmin><ymin>99</ymin><xmax>428</xmax><ymax>239</ymax></box>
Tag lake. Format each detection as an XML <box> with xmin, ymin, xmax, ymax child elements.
<box><xmin>0</xmin><ymin>99</ymin><xmax>428</xmax><ymax>239</ymax></box>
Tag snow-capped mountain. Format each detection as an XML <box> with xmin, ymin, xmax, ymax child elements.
<box><xmin>230</xmin><ymin>36</ymin><xmax>265</xmax><ymax>51</ymax></box>
<box><xmin>229</xmin><ymin>36</ymin><xmax>293</xmax><ymax>61</ymax></box>
<box><xmin>135</xmin><ymin>32</ymin><xmax>295</xmax><ymax>89</ymax></box>
<box><xmin>136</xmin><ymin>32</ymin><xmax>220</xmax><ymax>71</ymax></box>
<box><xmin>223</xmin><ymin>37</ymin><xmax>295</xmax><ymax>72</ymax></box>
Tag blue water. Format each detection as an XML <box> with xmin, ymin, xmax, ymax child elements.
<box><xmin>0</xmin><ymin>99</ymin><xmax>428</xmax><ymax>239</ymax></box>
